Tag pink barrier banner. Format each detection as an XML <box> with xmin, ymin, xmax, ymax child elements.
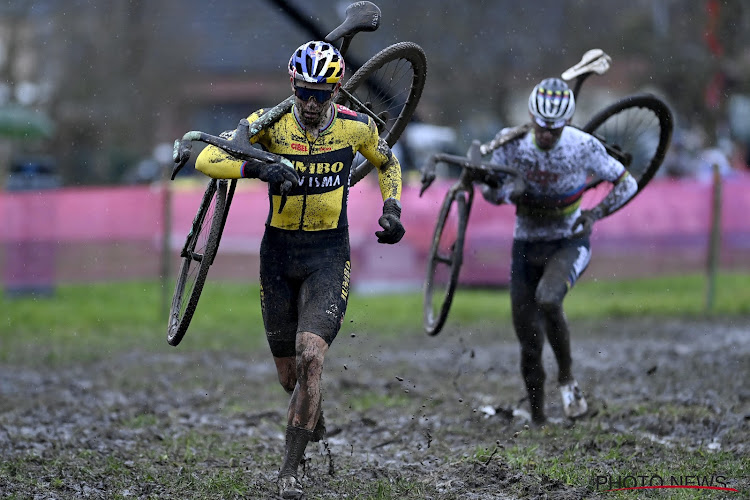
<box><xmin>2</xmin><ymin>174</ymin><xmax>749</xmax><ymax>288</ymax></box>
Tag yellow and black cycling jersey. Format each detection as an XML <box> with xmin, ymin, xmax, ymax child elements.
<box><xmin>195</xmin><ymin>103</ymin><xmax>402</xmax><ymax>231</ymax></box>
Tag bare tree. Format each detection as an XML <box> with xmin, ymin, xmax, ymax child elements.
<box><xmin>36</xmin><ymin>1</ymin><xmax>193</xmax><ymax>184</ymax></box>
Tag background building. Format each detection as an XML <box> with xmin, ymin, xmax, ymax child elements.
<box><xmin>0</xmin><ymin>0</ymin><xmax>748</xmax><ymax>185</ymax></box>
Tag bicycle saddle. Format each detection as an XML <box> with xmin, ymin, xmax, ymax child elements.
<box><xmin>325</xmin><ymin>1</ymin><xmax>381</xmax><ymax>43</ymax></box>
<box><xmin>562</xmin><ymin>48</ymin><xmax>611</xmax><ymax>80</ymax></box>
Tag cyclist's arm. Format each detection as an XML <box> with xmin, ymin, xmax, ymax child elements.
<box><xmin>358</xmin><ymin>119</ymin><xmax>402</xmax><ymax>201</ymax></box>
<box><xmin>589</xmin><ymin>168</ymin><xmax>637</xmax><ymax>219</ymax></box>
<box><xmin>195</xmin><ymin>111</ymin><xmax>266</xmax><ymax>179</ymax></box>
<box><xmin>587</xmin><ymin>141</ymin><xmax>637</xmax><ymax>219</ymax></box>
<box><xmin>480</xmin><ymin>142</ymin><xmax>514</xmax><ymax>204</ymax></box>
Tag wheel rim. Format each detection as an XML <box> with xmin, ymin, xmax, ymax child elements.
<box><xmin>167</xmin><ymin>180</ymin><xmax>226</xmax><ymax>345</ymax></box>
<box><xmin>584</xmin><ymin>95</ymin><xmax>672</xmax><ymax>187</ymax></box>
<box><xmin>339</xmin><ymin>42</ymin><xmax>426</xmax><ymax>145</ymax></box>
<box><xmin>581</xmin><ymin>95</ymin><xmax>673</xmax><ymax>212</ymax></box>
<box><xmin>424</xmin><ymin>192</ymin><xmax>467</xmax><ymax>335</ymax></box>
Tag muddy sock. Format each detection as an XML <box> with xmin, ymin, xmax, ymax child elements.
<box><xmin>280</xmin><ymin>426</ymin><xmax>313</xmax><ymax>478</ymax></box>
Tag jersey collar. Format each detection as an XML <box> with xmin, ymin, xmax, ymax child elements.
<box><xmin>291</xmin><ymin>103</ymin><xmax>337</xmax><ymax>137</ymax></box>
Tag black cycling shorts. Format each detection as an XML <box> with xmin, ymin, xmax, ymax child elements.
<box><xmin>259</xmin><ymin>225</ymin><xmax>351</xmax><ymax>358</ymax></box>
<box><xmin>510</xmin><ymin>234</ymin><xmax>591</xmax><ymax>307</ymax></box>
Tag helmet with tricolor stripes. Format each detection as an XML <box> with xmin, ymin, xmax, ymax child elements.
<box><xmin>528</xmin><ymin>78</ymin><xmax>575</xmax><ymax>128</ymax></box>
<box><xmin>288</xmin><ymin>41</ymin><xmax>345</xmax><ymax>85</ymax></box>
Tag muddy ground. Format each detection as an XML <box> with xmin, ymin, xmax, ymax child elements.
<box><xmin>1</xmin><ymin>316</ymin><xmax>748</xmax><ymax>499</ymax></box>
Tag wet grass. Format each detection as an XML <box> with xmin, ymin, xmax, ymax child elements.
<box><xmin>1</xmin><ymin>274</ymin><xmax>749</xmax><ymax>499</ymax></box>
<box><xmin>496</xmin><ymin>422</ymin><xmax>748</xmax><ymax>499</ymax></box>
<box><xmin>1</xmin><ymin>272</ymin><xmax>749</xmax><ymax>366</ymax></box>
<box><xmin>1</xmin><ymin>452</ymin><xmax>271</xmax><ymax>500</ymax></box>
<box><xmin>347</xmin><ymin>391</ymin><xmax>412</xmax><ymax>412</ymax></box>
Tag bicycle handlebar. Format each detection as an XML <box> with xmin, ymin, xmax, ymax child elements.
<box><xmin>419</xmin><ymin>152</ymin><xmax>519</xmax><ymax>197</ymax></box>
<box><xmin>171</xmin><ymin>119</ymin><xmax>292</xmax><ymax>178</ymax></box>
<box><xmin>171</xmin><ymin>118</ymin><xmax>296</xmax><ymax>212</ymax></box>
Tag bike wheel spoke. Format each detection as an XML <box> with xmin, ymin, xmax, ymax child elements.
<box><xmin>582</xmin><ymin>95</ymin><xmax>673</xmax><ymax>214</ymax></box>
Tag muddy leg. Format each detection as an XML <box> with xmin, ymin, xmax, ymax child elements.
<box><xmin>511</xmin><ymin>276</ymin><xmax>547</xmax><ymax>424</ymax></box>
<box><xmin>510</xmin><ymin>241</ymin><xmax>548</xmax><ymax>424</ymax></box>
<box><xmin>536</xmin><ymin>242</ymin><xmax>589</xmax><ymax>385</ymax></box>
<box><xmin>274</xmin><ymin>356</ymin><xmax>297</xmax><ymax>395</ymax></box>
<box><xmin>275</xmin><ymin>355</ymin><xmax>327</xmax><ymax>438</ymax></box>
<box><xmin>277</xmin><ymin>332</ymin><xmax>327</xmax><ymax>498</ymax></box>
<box><xmin>512</xmin><ymin>308</ymin><xmax>547</xmax><ymax>424</ymax></box>
<box><xmin>537</xmin><ymin>297</ymin><xmax>573</xmax><ymax>385</ymax></box>
<box><xmin>287</xmin><ymin>332</ymin><xmax>327</xmax><ymax>430</ymax></box>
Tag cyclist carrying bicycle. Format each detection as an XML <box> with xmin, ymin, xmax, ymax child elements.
<box><xmin>480</xmin><ymin>77</ymin><xmax>637</xmax><ymax>425</ymax></box>
<box><xmin>193</xmin><ymin>40</ymin><xmax>405</xmax><ymax>499</ymax></box>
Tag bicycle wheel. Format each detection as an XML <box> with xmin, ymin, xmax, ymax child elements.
<box><xmin>167</xmin><ymin>179</ymin><xmax>229</xmax><ymax>347</ymax></box>
<box><xmin>579</xmin><ymin>94</ymin><xmax>673</xmax><ymax>213</ymax></box>
<box><xmin>336</xmin><ymin>42</ymin><xmax>427</xmax><ymax>184</ymax></box>
<box><xmin>423</xmin><ymin>188</ymin><xmax>471</xmax><ymax>336</ymax></box>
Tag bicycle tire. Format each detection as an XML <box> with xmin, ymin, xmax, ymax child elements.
<box><xmin>580</xmin><ymin>94</ymin><xmax>673</xmax><ymax>214</ymax></box>
<box><xmin>336</xmin><ymin>41</ymin><xmax>427</xmax><ymax>185</ymax></box>
<box><xmin>214</xmin><ymin>179</ymin><xmax>237</xmax><ymax>252</ymax></box>
<box><xmin>423</xmin><ymin>188</ymin><xmax>471</xmax><ymax>336</ymax></box>
<box><xmin>167</xmin><ymin>179</ymin><xmax>229</xmax><ymax>347</ymax></box>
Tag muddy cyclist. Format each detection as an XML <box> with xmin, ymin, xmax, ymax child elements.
<box><xmin>194</xmin><ymin>40</ymin><xmax>405</xmax><ymax>499</ymax></box>
<box><xmin>480</xmin><ymin>77</ymin><xmax>637</xmax><ymax>425</ymax></box>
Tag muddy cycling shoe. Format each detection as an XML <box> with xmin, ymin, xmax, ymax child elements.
<box><xmin>310</xmin><ymin>411</ymin><xmax>326</xmax><ymax>442</ymax></box>
<box><xmin>560</xmin><ymin>380</ymin><xmax>588</xmax><ymax>419</ymax></box>
<box><xmin>279</xmin><ymin>475</ymin><xmax>303</xmax><ymax>499</ymax></box>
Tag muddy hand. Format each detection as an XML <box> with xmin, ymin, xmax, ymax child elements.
<box><xmin>571</xmin><ymin>209</ymin><xmax>596</xmax><ymax>238</ymax></box>
<box><xmin>375</xmin><ymin>198</ymin><xmax>405</xmax><ymax>244</ymax></box>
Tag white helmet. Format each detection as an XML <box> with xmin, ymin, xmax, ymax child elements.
<box><xmin>528</xmin><ymin>78</ymin><xmax>575</xmax><ymax>127</ymax></box>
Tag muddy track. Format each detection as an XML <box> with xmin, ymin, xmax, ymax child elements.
<box><xmin>1</xmin><ymin>317</ymin><xmax>748</xmax><ymax>498</ymax></box>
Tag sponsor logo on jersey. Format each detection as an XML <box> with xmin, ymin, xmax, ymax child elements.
<box><xmin>293</xmin><ymin>161</ymin><xmax>345</xmax><ymax>174</ymax></box>
<box><xmin>336</xmin><ymin>104</ymin><xmax>357</xmax><ymax>117</ymax></box>
<box><xmin>291</xmin><ymin>142</ymin><xmax>308</xmax><ymax>152</ymax></box>
<box><xmin>527</xmin><ymin>169</ymin><xmax>561</xmax><ymax>185</ymax></box>
<box><xmin>299</xmin><ymin>175</ymin><xmax>342</xmax><ymax>188</ymax></box>
<box><xmin>288</xmin><ymin>160</ymin><xmax>348</xmax><ymax>190</ymax></box>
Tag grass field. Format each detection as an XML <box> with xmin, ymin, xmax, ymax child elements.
<box><xmin>1</xmin><ymin>272</ymin><xmax>748</xmax><ymax>499</ymax></box>
<box><xmin>1</xmin><ymin>272</ymin><xmax>749</xmax><ymax>363</ymax></box>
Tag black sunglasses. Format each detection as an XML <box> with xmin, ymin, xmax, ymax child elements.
<box><xmin>294</xmin><ymin>86</ymin><xmax>335</xmax><ymax>103</ymax></box>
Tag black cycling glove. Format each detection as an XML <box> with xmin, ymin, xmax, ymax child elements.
<box><xmin>375</xmin><ymin>198</ymin><xmax>405</xmax><ymax>244</ymax></box>
<box><xmin>242</xmin><ymin>160</ymin><xmax>300</xmax><ymax>186</ymax></box>
<box><xmin>572</xmin><ymin>209</ymin><xmax>596</xmax><ymax>238</ymax></box>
